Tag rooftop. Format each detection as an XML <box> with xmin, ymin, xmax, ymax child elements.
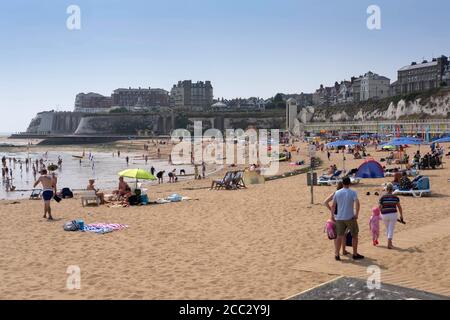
<box><xmin>399</xmin><ymin>60</ymin><xmax>438</xmax><ymax>71</ymax></box>
<box><xmin>211</xmin><ymin>102</ymin><xmax>228</xmax><ymax>108</ymax></box>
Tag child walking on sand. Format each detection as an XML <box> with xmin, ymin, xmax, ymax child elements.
<box><xmin>369</xmin><ymin>207</ymin><xmax>382</xmax><ymax>246</ymax></box>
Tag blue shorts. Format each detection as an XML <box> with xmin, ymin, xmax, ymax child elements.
<box><xmin>42</xmin><ymin>190</ymin><xmax>54</xmax><ymax>201</ymax></box>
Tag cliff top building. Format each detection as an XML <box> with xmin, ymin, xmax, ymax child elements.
<box><xmin>443</xmin><ymin>63</ymin><xmax>450</xmax><ymax>85</ymax></box>
<box><xmin>395</xmin><ymin>55</ymin><xmax>449</xmax><ymax>95</ymax></box>
<box><xmin>112</xmin><ymin>87</ymin><xmax>169</xmax><ymax>109</ymax></box>
<box><xmin>337</xmin><ymin>81</ymin><xmax>353</xmax><ymax>104</ymax></box>
<box><xmin>312</xmin><ymin>72</ymin><xmax>389</xmax><ymax>105</ymax></box>
<box><xmin>312</xmin><ymin>85</ymin><xmax>334</xmax><ymax>106</ymax></box>
<box><xmin>74</xmin><ymin>92</ymin><xmax>112</xmax><ymax>113</ymax></box>
<box><xmin>170</xmin><ymin>80</ymin><xmax>213</xmax><ymax>111</ymax></box>
<box><xmin>282</xmin><ymin>93</ymin><xmax>313</xmax><ymax>107</ymax></box>
<box><xmin>359</xmin><ymin>71</ymin><xmax>390</xmax><ymax>101</ymax></box>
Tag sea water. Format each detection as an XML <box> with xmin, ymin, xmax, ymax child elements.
<box><xmin>0</xmin><ymin>150</ymin><xmax>195</xmax><ymax>200</ymax></box>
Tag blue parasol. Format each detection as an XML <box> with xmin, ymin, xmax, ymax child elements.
<box><xmin>326</xmin><ymin>140</ymin><xmax>361</xmax><ymax>171</ymax></box>
<box><xmin>431</xmin><ymin>136</ymin><xmax>450</xmax><ymax>144</ymax></box>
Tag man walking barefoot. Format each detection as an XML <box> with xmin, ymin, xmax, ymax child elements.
<box><xmin>331</xmin><ymin>177</ymin><xmax>364</xmax><ymax>261</ymax></box>
<box><xmin>34</xmin><ymin>169</ymin><xmax>55</xmax><ymax>220</ymax></box>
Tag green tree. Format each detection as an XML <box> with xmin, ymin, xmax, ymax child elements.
<box><xmin>175</xmin><ymin>114</ymin><xmax>189</xmax><ymax>129</ymax></box>
<box><xmin>273</xmin><ymin>93</ymin><xmax>284</xmax><ymax>103</ymax></box>
<box><xmin>109</xmin><ymin>107</ymin><xmax>128</xmax><ymax>113</ymax></box>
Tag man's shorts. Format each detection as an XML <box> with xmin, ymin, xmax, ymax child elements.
<box><xmin>336</xmin><ymin>219</ymin><xmax>359</xmax><ymax>236</ymax></box>
<box><xmin>42</xmin><ymin>190</ymin><xmax>54</xmax><ymax>201</ymax></box>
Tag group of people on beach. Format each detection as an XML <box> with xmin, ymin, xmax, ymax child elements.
<box><xmin>323</xmin><ymin>173</ymin><xmax>405</xmax><ymax>261</ymax></box>
<box><xmin>2</xmin><ymin>154</ymin><xmax>61</xmax><ymax>192</ymax></box>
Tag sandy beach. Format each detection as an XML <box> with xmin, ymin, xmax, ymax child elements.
<box><xmin>0</xmin><ymin>141</ymin><xmax>449</xmax><ymax>299</ymax></box>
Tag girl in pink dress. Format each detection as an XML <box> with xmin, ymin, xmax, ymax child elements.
<box><xmin>369</xmin><ymin>207</ymin><xmax>382</xmax><ymax>246</ymax></box>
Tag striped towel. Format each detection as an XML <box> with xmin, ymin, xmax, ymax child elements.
<box><xmin>83</xmin><ymin>223</ymin><xmax>128</xmax><ymax>234</ymax></box>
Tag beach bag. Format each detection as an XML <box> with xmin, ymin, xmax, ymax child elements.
<box><xmin>128</xmin><ymin>195</ymin><xmax>140</xmax><ymax>206</ymax></box>
<box><xmin>325</xmin><ymin>220</ymin><xmax>336</xmax><ymax>240</ymax></box>
<box><xmin>63</xmin><ymin>220</ymin><xmax>79</xmax><ymax>232</ymax></box>
<box><xmin>76</xmin><ymin>219</ymin><xmax>84</xmax><ymax>231</ymax></box>
<box><xmin>140</xmin><ymin>194</ymin><xmax>149</xmax><ymax>205</ymax></box>
<box><xmin>61</xmin><ymin>188</ymin><xmax>73</xmax><ymax>199</ymax></box>
<box><xmin>53</xmin><ymin>194</ymin><xmax>62</xmax><ymax>203</ymax></box>
<box><xmin>345</xmin><ymin>230</ymin><xmax>353</xmax><ymax>247</ymax></box>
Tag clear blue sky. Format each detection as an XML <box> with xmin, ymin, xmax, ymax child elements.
<box><xmin>0</xmin><ymin>0</ymin><xmax>449</xmax><ymax>132</ymax></box>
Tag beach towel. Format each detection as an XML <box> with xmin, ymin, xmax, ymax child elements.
<box><xmin>167</xmin><ymin>194</ymin><xmax>182</xmax><ymax>202</ymax></box>
<box><xmin>156</xmin><ymin>199</ymin><xmax>171</xmax><ymax>204</ymax></box>
<box><xmin>83</xmin><ymin>223</ymin><xmax>128</xmax><ymax>234</ymax></box>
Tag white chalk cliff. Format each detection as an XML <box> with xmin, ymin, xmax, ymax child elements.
<box><xmin>298</xmin><ymin>91</ymin><xmax>450</xmax><ymax>123</ymax></box>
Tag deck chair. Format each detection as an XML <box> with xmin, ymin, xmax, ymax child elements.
<box><xmin>79</xmin><ymin>190</ymin><xmax>101</xmax><ymax>207</ymax></box>
<box><xmin>346</xmin><ymin>175</ymin><xmax>361</xmax><ymax>185</ymax></box>
<box><xmin>393</xmin><ymin>176</ymin><xmax>431</xmax><ymax>198</ymax></box>
<box><xmin>318</xmin><ymin>170</ymin><xmax>343</xmax><ymax>186</ymax></box>
<box><xmin>212</xmin><ymin>171</ymin><xmax>235</xmax><ymax>190</ymax></box>
<box><xmin>30</xmin><ymin>189</ymin><xmax>42</xmax><ymax>200</ymax></box>
<box><xmin>230</xmin><ymin>171</ymin><xmax>247</xmax><ymax>189</ymax></box>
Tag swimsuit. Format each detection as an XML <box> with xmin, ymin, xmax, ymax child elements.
<box><xmin>42</xmin><ymin>189</ymin><xmax>54</xmax><ymax>201</ymax></box>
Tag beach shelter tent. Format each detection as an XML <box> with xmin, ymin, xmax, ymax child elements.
<box><xmin>355</xmin><ymin>160</ymin><xmax>384</xmax><ymax>179</ymax></box>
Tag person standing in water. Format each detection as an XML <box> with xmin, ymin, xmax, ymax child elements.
<box><xmin>194</xmin><ymin>164</ymin><xmax>199</xmax><ymax>180</ymax></box>
<box><xmin>126</xmin><ymin>156</ymin><xmax>129</xmax><ymax>166</ymax></box>
<box><xmin>34</xmin><ymin>169</ymin><xmax>55</xmax><ymax>220</ymax></box>
<box><xmin>156</xmin><ymin>170</ymin><xmax>165</xmax><ymax>184</ymax></box>
<box><xmin>202</xmin><ymin>161</ymin><xmax>206</xmax><ymax>179</ymax></box>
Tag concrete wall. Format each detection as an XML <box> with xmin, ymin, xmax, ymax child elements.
<box><xmin>74</xmin><ymin>113</ymin><xmax>174</xmax><ymax>135</ymax></box>
<box><xmin>26</xmin><ymin>111</ymin><xmax>84</xmax><ymax>135</ymax></box>
<box><xmin>186</xmin><ymin>116</ymin><xmax>285</xmax><ymax>132</ymax></box>
<box><xmin>25</xmin><ymin>110</ymin><xmax>285</xmax><ymax>137</ymax></box>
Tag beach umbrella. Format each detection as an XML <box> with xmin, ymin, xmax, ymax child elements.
<box><xmin>326</xmin><ymin>140</ymin><xmax>361</xmax><ymax>171</ymax></box>
<box><xmin>383</xmin><ymin>137</ymin><xmax>425</xmax><ymax>147</ymax></box>
<box><xmin>381</xmin><ymin>144</ymin><xmax>396</xmax><ymax>151</ymax></box>
<box><xmin>432</xmin><ymin>136</ymin><xmax>450</xmax><ymax>144</ymax></box>
<box><xmin>325</xmin><ymin>140</ymin><xmax>360</xmax><ymax>148</ymax></box>
<box><xmin>118</xmin><ymin>168</ymin><xmax>156</xmax><ymax>188</ymax></box>
<box><xmin>383</xmin><ymin>137</ymin><xmax>426</xmax><ymax>169</ymax></box>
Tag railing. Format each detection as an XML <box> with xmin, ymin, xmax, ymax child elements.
<box><xmin>302</xmin><ymin>119</ymin><xmax>450</xmax><ymax>134</ymax></box>
<box><xmin>304</xmin><ymin>119</ymin><xmax>450</xmax><ymax>127</ymax></box>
